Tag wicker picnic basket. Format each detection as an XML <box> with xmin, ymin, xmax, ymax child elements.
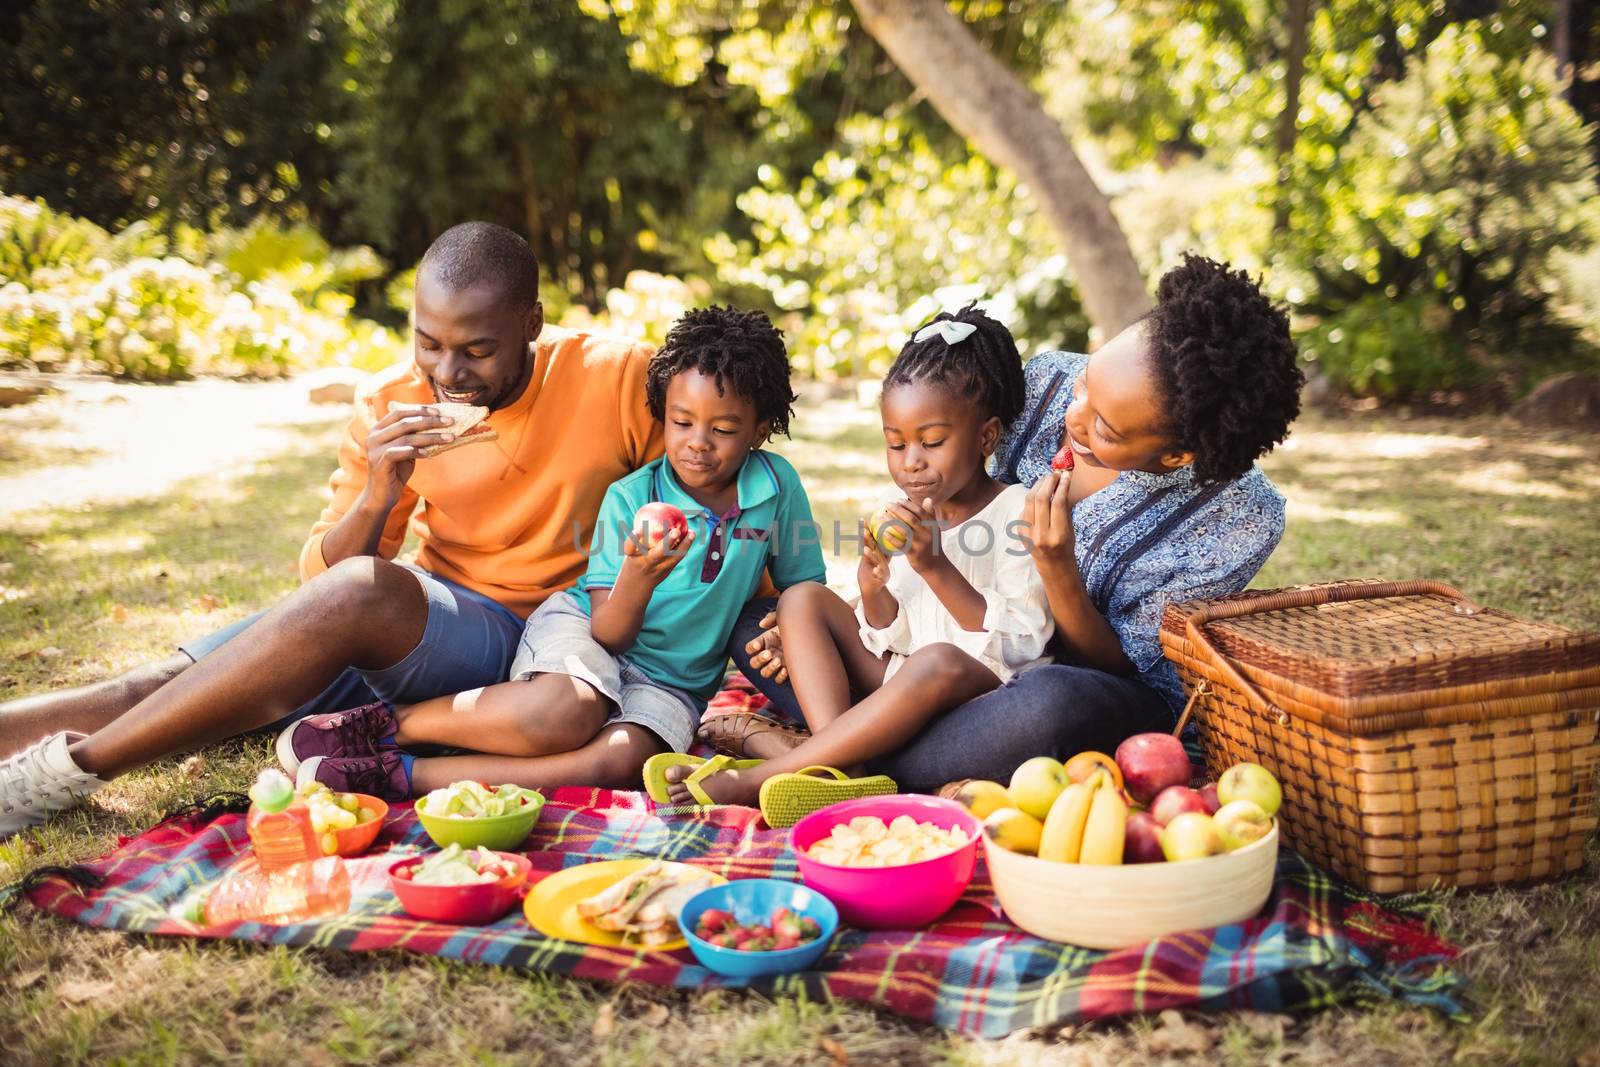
<box><xmin>1159</xmin><ymin>579</ymin><xmax>1600</xmax><ymax>893</ymax></box>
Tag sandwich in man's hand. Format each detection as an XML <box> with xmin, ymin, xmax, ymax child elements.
<box><xmin>388</xmin><ymin>401</ymin><xmax>498</xmax><ymax>458</ymax></box>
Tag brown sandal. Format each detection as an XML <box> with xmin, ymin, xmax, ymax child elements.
<box><xmin>696</xmin><ymin>711</ymin><xmax>811</xmax><ymax>758</ymax></box>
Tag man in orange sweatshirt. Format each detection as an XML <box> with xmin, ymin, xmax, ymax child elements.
<box><xmin>0</xmin><ymin>222</ymin><xmax>664</xmax><ymax>835</ymax></box>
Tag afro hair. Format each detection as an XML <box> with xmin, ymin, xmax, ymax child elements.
<box><xmin>645</xmin><ymin>306</ymin><xmax>796</xmax><ymax>438</ymax></box>
<box><xmin>1145</xmin><ymin>254</ymin><xmax>1304</xmax><ymax>484</ymax></box>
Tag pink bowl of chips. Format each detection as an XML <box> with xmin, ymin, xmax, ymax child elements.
<box><xmin>790</xmin><ymin>795</ymin><xmax>981</xmax><ymax>928</ymax></box>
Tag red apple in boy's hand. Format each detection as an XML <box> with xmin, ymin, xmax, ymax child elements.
<box><xmin>632</xmin><ymin>502</ymin><xmax>689</xmax><ymax>543</ymax></box>
<box><xmin>1114</xmin><ymin>733</ymin><xmax>1194</xmax><ymax>806</ymax></box>
<box><xmin>1123</xmin><ymin>811</ymin><xmax>1166</xmax><ymax>864</ymax></box>
<box><xmin>1148</xmin><ymin>785</ymin><xmax>1208</xmax><ymax>827</ymax></box>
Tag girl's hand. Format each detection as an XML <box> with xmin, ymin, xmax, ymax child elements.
<box><xmin>743</xmin><ymin>610</ymin><xmax>788</xmax><ymax>685</ymax></box>
<box><xmin>887</xmin><ymin>497</ymin><xmax>944</xmax><ymax>575</ymax></box>
<box><xmin>859</xmin><ymin>526</ymin><xmax>892</xmax><ymax>597</ymax></box>
<box><xmin>621</xmin><ymin>525</ymin><xmax>695</xmax><ymax>586</ymax></box>
<box><xmin>1023</xmin><ymin>470</ymin><xmax>1076</xmax><ymax>573</ymax></box>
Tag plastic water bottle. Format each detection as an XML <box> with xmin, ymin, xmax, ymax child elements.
<box><xmin>173</xmin><ymin>769</ymin><xmax>351</xmax><ymax>925</ymax></box>
<box><xmin>245</xmin><ymin>768</ymin><xmax>320</xmax><ymax>869</ymax></box>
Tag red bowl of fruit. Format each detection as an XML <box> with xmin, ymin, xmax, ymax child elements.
<box><xmin>327</xmin><ymin>794</ymin><xmax>388</xmax><ymax>857</ymax></box>
<box><xmin>387</xmin><ymin>847</ymin><xmax>531</xmax><ymax>924</ymax></box>
<box><xmin>298</xmin><ymin>784</ymin><xmax>389</xmax><ymax>857</ymax></box>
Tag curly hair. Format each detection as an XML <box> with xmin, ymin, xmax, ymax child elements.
<box><xmin>1146</xmin><ymin>254</ymin><xmax>1304</xmax><ymax>484</ymax></box>
<box><xmin>645</xmin><ymin>306</ymin><xmax>796</xmax><ymax>438</ymax></box>
<box><xmin>883</xmin><ymin>304</ymin><xmax>1026</xmax><ymax>428</ymax></box>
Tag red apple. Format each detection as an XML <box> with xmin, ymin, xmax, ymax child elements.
<box><xmin>1149</xmin><ymin>785</ymin><xmax>1208</xmax><ymax>827</ymax></box>
<box><xmin>1160</xmin><ymin>812</ymin><xmax>1223</xmax><ymax>862</ymax></box>
<box><xmin>632</xmin><ymin>502</ymin><xmax>689</xmax><ymax>543</ymax></box>
<box><xmin>1214</xmin><ymin>799</ymin><xmax>1273</xmax><ymax>851</ymax></box>
<box><xmin>1199</xmin><ymin>782</ymin><xmax>1221</xmax><ymax>815</ymax></box>
<box><xmin>1123</xmin><ymin>811</ymin><xmax>1165</xmax><ymax>864</ymax></box>
<box><xmin>1114</xmin><ymin>733</ymin><xmax>1193</xmax><ymax>806</ymax></box>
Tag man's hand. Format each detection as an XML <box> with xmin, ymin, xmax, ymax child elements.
<box><xmin>743</xmin><ymin>610</ymin><xmax>788</xmax><ymax>685</ymax></box>
<box><xmin>621</xmin><ymin>525</ymin><xmax>695</xmax><ymax>587</ymax></box>
<box><xmin>364</xmin><ymin>406</ymin><xmax>457</xmax><ymax>509</ymax></box>
<box><xmin>1023</xmin><ymin>469</ymin><xmax>1077</xmax><ymax>574</ymax></box>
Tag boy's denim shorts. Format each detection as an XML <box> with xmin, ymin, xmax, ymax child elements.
<box><xmin>509</xmin><ymin>590</ymin><xmax>701</xmax><ymax>753</ymax></box>
<box><xmin>180</xmin><ymin>563</ymin><xmax>524</xmax><ymax>730</ymax></box>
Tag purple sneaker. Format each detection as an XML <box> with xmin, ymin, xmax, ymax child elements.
<box><xmin>293</xmin><ymin>750</ymin><xmax>411</xmax><ymax>802</ymax></box>
<box><xmin>275</xmin><ymin>701</ymin><xmax>398</xmax><ymax>776</ymax></box>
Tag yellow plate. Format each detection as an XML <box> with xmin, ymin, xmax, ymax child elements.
<box><xmin>522</xmin><ymin>858</ymin><xmax>726</xmax><ymax>951</ymax></box>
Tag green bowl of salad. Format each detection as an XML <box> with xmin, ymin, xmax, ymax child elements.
<box><xmin>414</xmin><ymin>781</ymin><xmax>545</xmax><ymax>850</ymax></box>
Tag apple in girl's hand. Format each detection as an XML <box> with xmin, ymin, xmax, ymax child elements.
<box><xmin>1123</xmin><ymin>811</ymin><xmax>1166</xmax><ymax>863</ymax></box>
<box><xmin>1114</xmin><ymin>733</ymin><xmax>1193</xmax><ymax>806</ymax></box>
<box><xmin>1213</xmin><ymin>799</ymin><xmax>1273</xmax><ymax>851</ymax></box>
<box><xmin>1160</xmin><ymin>812</ymin><xmax>1223</xmax><ymax>862</ymax></box>
<box><xmin>632</xmin><ymin>502</ymin><xmax>689</xmax><ymax>543</ymax></box>
<box><xmin>1218</xmin><ymin>763</ymin><xmax>1282</xmax><ymax>818</ymax></box>
<box><xmin>1199</xmin><ymin>782</ymin><xmax>1221</xmax><ymax>815</ymax></box>
<box><xmin>867</xmin><ymin>506</ymin><xmax>911</xmax><ymax>552</ymax></box>
<box><xmin>1148</xmin><ymin>785</ymin><xmax>1208</xmax><ymax>826</ymax></box>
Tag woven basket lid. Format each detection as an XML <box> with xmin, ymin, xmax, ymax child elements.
<box><xmin>1160</xmin><ymin>579</ymin><xmax>1600</xmax><ymax>701</ymax></box>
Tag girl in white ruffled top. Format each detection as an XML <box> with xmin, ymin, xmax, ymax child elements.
<box><xmin>663</xmin><ymin>306</ymin><xmax>1052</xmax><ymax>809</ymax></box>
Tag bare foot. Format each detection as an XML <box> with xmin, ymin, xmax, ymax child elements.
<box><xmin>663</xmin><ymin>763</ymin><xmax>761</xmax><ymax>806</ymax></box>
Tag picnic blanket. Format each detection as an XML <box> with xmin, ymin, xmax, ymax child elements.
<box><xmin>15</xmin><ymin>787</ymin><xmax>1465</xmax><ymax>1038</ymax></box>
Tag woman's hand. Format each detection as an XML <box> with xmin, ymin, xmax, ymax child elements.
<box><xmin>621</xmin><ymin>525</ymin><xmax>695</xmax><ymax>587</ymax></box>
<box><xmin>887</xmin><ymin>497</ymin><xmax>945</xmax><ymax>576</ymax></box>
<box><xmin>1023</xmin><ymin>470</ymin><xmax>1077</xmax><ymax>574</ymax></box>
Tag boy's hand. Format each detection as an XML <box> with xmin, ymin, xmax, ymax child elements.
<box><xmin>859</xmin><ymin>525</ymin><xmax>892</xmax><ymax>597</ymax></box>
<box><xmin>744</xmin><ymin>610</ymin><xmax>788</xmax><ymax>685</ymax></box>
<box><xmin>621</xmin><ymin>525</ymin><xmax>695</xmax><ymax>586</ymax></box>
<box><xmin>887</xmin><ymin>497</ymin><xmax>944</xmax><ymax>575</ymax></box>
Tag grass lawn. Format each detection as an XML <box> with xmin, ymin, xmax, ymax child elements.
<box><xmin>1</xmin><ymin>380</ymin><xmax>1597</xmax><ymax>1065</ymax></box>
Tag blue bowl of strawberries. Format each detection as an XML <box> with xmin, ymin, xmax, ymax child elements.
<box><xmin>678</xmin><ymin>877</ymin><xmax>838</xmax><ymax>978</ymax></box>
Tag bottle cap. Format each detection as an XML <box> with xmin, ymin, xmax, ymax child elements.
<box><xmin>249</xmin><ymin>768</ymin><xmax>296</xmax><ymax>812</ymax></box>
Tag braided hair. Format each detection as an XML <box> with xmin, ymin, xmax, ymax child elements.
<box><xmin>1145</xmin><ymin>254</ymin><xmax>1304</xmax><ymax>484</ymax></box>
<box><xmin>883</xmin><ymin>304</ymin><xmax>1026</xmax><ymax>428</ymax></box>
<box><xmin>646</xmin><ymin>306</ymin><xmax>796</xmax><ymax>438</ymax></box>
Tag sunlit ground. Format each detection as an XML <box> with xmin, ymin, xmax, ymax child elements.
<box><xmin>1</xmin><ymin>377</ymin><xmax>1597</xmax><ymax>1065</ymax></box>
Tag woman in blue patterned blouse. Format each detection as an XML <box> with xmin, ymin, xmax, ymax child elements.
<box><xmin>725</xmin><ymin>253</ymin><xmax>1304</xmax><ymax>789</ymax></box>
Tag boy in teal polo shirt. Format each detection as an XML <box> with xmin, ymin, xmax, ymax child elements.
<box><xmin>279</xmin><ymin>307</ymin><xmax>823</xmax><ymax>796</ymax></box>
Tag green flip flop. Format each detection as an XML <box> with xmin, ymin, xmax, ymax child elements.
<box><xmin>642</xmin><ymin>752</ymin><xmax>761</xmax><ymax>805</ymax></box>
<box><xmin>757</xmin><ymin>765</ymin><xmax>898</xmax><ymax>829</ymax></box>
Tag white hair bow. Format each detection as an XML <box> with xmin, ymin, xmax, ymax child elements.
<box><xmin>913</xmin><ymin>320</ymin><xmax>978</xmax><ymax>346</ymax></box>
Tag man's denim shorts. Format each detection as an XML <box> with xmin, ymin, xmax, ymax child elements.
<box><xmin>180</xmin><ymin>563</ymin><xmax>524</xmax><ymax>729</ymax></box>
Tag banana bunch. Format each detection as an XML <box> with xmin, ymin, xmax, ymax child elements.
<box><xmin>1038</xmin><ymin>768</ymin><xmax>1126</xmax><ymax>864</ymax></box>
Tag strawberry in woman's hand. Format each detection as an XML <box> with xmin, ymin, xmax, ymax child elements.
<box><xmin>1050</xmin><ymin>445</ymin><xmax>1075</xmax><ymax>471</ymax></box>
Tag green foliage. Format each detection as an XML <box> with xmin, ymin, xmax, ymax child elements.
<box><xmin>1298</xmin><ymin>294</ymin><xmax>1473</xmax><ymax>397</ymax></box>
<box><xmin>0</xmin><ymin>196</ymin><xmax>399</xmax><ymax>380</ymax></box>
<box><xmin>1285</xmin><ymin>23</ymin><xmax>1599</xmax><ymax>399</ymax></box>
<box><xmin>706</xmin><ymin>116</ymin><xmax>1087</xmax><ymax>377</ymax></box>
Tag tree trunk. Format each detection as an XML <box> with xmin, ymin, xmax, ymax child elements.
<box><xmin>848</xmin><ymin>0</ymin><xmax>1150</xmax><ymax>337</ymax></box>
<box><xmin>1273</xmin><ymin>0</ymin><xmax>1313</xmax><ymax>233</ymax></box>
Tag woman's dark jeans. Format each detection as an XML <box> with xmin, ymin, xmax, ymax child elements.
<box><xmin>724</xmin><ymin>598</ymin><xmax>1174</xmax><ymax>792</ymax></box>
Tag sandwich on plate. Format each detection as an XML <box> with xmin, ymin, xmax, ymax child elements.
<box><xmin>576</xmin><ymin>862</ymin><xmax>716</xmax><ymax>946</ymax></box>
<box><xmin>387</xmin><ymin>401</ymin><xmax>499</xmax><ymax>457</ymax></box>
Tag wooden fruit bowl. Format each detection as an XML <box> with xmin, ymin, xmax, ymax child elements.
<box><xmin>983</xmin><ymin>823</ymin><xmax>1278</xmax><ymax>950</ymax></box>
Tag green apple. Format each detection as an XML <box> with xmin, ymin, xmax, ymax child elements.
<box><xmin>1217</xmin><ymin>762</ymin><xmax>1282</xmax><ymax>818</ymax></box>
<box><xmin>1008</xmin><ymin>756</ymin><xmax>1069</xmax><ymax>821</ymax></box>
<box><xmin>1213</xmin><ymin>799</ymin><xmax>1273</xmax><ymax>851</ymax></box>
<box><xmin>1159</xmin><ymin>811</ymin><xmax>1223</xmax><ymax>862</ymax></box>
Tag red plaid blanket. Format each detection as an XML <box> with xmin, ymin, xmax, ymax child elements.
<box><xmin>17</xmin><ymin>787</ymin><xmax>1464</xmax><ymax>1038</ymax></box>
